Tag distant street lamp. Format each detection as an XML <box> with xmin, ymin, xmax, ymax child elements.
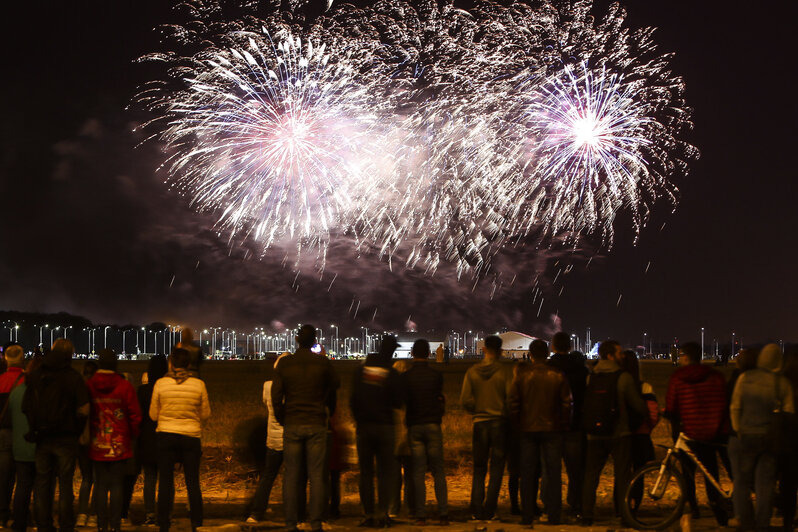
<box><xmin>104</xmin><ymin>326</ymin><xmax>111</xmax><ymax>349</ymax></box>
<box><xmin>701</xmin><ymin>327</ymin><xmax>705</xmax><ymax>359</ymax></box>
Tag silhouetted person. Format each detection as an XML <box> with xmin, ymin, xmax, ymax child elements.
<box><xmin>460</xmin><ymin>335</ymin><xmax>513</xmax><ymax>520</ymax></box>
<box><xmin>510</xmin><ymin>339</ymin><xmax>571</xmax><ymax>526</ymax></box>
<box><xmin>0</xmin><ymin>344</ymin><xmax>25</xmax><ymax>527</ymax></box>
<box><xmin>23</xmin><ymin>339</ymin><xmax>90</xmax><ymax>532</ymax></box>
<box><xmin>137</xmin><ymin>354</ymin><xmax>168</xmax><ymax>526</ymax></box>
<box><xmin>731</xmin><ymin>343</ymin><xmax>794</xmax><ymax>531</ymax></box>
<box><xmin>351</xmin><ymin>335</ymin><xmax>401</xmax><ymax>527</ymax></box>
<box><xmin>546</xmin><ymin>332</ymin><xmax>588</xmax><ymax>517</ymax></box>
<box><xmin>272</xmin><ymin>325</ymin><xmax>340</xmax><ymax>532</ymax></box>
<box><xmin>401</xmin><ymin>339</ymin><xmax>448</xmax><ymax>526</ymax></box>
<box><xmin>580</xmin><ymin>340</ymin><xmax>646</xmax><ymax>527</ymax></box>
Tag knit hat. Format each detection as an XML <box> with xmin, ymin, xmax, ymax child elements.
<box><xmin>97</xmin><ymin>348</ymin><xmax>118</xmax><ymax>371</ymax></box>
<box><xmin>4</xmin><ymin>345</ymin><xmax>24</xmax><ymax>368</ymax></box>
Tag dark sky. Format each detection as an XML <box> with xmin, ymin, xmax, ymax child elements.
<box><xmin>1</xmin><ymin>0</ymin><xmax>795</xmax><ymax>346</ymax></box>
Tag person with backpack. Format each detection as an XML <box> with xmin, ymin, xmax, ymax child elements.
<box><xmin>86</xmin><ymin>349</ymin><xmax>142</xmax><ymax>532</ymax></box>
<box><xmin>580</xmin><ymin>340</ymin><xmax>646</xmax><ymax>527</ymax></box>
<box><xmin>665</xmin><ymin>341</ymin><xmax>729</xmax><ymax>526</ymax></box>
<box><xmin>0</xmin><ymin>344</ymin><xmax>26</xmax><ymax>528</ymax></box>
<box><xmin>22</xmin><ymin>339</ymin><xmax>91</xmax><ymax>532</ymax></box>
<box><xmin>460</xmin><ymin>335</ymin><xmax>514</xmax><ymax>521</ymax></box>
<box><xmin>509</xmin><ymin>339</ymin><xmax>572</xmax><ymax>526</ymax></box>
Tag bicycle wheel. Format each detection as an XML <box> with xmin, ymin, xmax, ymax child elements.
<box><xmin>622</xmin><ymin>461</ymin><xmax>686</xmax><ymax>530</ymax></box>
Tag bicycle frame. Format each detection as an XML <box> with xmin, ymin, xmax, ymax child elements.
<box><xmin>657</xmin><ymin>433</ymin><xmax>730</xmax><ymax>498</ymax></box>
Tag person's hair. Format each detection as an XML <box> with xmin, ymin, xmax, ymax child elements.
<box><xmin>551</xmin><ymin>332</ymin><xmax>571</xmax><ymax>354</ymax></box>
<box><xmin>82</xmin><ymin>360</ymin><xmax>98</xmax><ymax>380</ymax></box>
<box><xmin>51</xmin><ymin>338</ymin><xmax>75</xmax><ymax>359</ymax></box>
<box><xmin>529</xmin><ymin>339</ymin><xmax>549</xmax><ymax>361</ymax></box>
<box><xmin>735</xmin><ymin>348</ymin><xmax>758</xmax><ymax>372</ymax></box>
<box><xmin>296</xmin><ymin>324</ymin><xmax>316</xmax><ymax>348</ymax></box>
<box><xmin>598</xmin><ymin>340</ymin><xmax>620</xmax><ymax>360</ymax></box>
<box><xmin>147</xmin><ymin>353</ymin><xmax>169</xmax><ymax>383</ymax></box>
<box><xmin>619</xmin><ymin>350</ymin><xmax>641</xmax><ymax>389</ymax></box>
<box><xmin>4</xmin><ymin>345</ymin><xmax>24</xmax><ymax>367</ymax></box>
<box><xmin>97</xmin><ymin>348</ymin><xmax>118</xmax><ymax>371</ymax></box>
<box><xmin>680</xmin><ymin>342</ymin><xmax>702</xmax><ymax>364</ymax></box>
<box><xmin>484</xmin><ymin>335</ymin><xmax>503</xmax><ymax>356</ymax></box>
<box><xmin>180</xmin><ymin>327</ymin><xmax>195</xmax><ymax>344</ymax></box>
<box><xmin>411</xmin><ymin>339</ymin><xmax>430</xmax><ymax>359</ymax></box>
<box><xmin>169</xmin><ymin>348</ymin><xmax>190</xmax><ymax>370</ymax></box>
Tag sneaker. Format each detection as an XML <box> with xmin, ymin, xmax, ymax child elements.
<box><xmin>76</xmin><ymin>514</ymin><xmax>88</xmax><ymax>528</ymax></box>
<box><xmin>246</xmin><ymin>516</ymin><xmax>259</xmax><ymax>524</ymax></box>
<box><xmin>143</xmin><ymin>515</ymin><xmax>157</xmax><ymax>527</ymax></box>
<box><xmin>87</xmin><ymin>515</ymin><xmax>98</xmax><ymax>528</ymax></box>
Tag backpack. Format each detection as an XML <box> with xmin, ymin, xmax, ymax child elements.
<box><xmin>24</xmin><ymin>370</ymin><xmax>80</xmax><ymax>442</ymax></box>
<box><xmin>582</xmin><ymin>370</ymin><xmax>622</xmax><ymax>436</ymax></box>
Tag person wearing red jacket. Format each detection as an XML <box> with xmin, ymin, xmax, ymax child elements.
<box><xmin>664</xmin><ymin>342</ymin><xmax>728</xmax><ymax>526</ymax></box>
<box><xmin>87</xmin><ymin>349</ymin><xmax>142</xmax><ymax>532</ymax></box>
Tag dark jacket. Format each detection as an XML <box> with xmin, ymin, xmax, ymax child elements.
<box><xmin>665</xmin><ymin>363</ymin><xmax>728</xmax><ymax>442</ymax></box>
<box><xmin>272</xmin><ymin>348</ymin><xmax>340</xmax><ymax>427</ymax></box>
<box><xmin>351</xmin><ymin>353</ymin><xmax>402</xmax><ymax>425</ymax></box>
<box><xmin>402</xmin><ymin>360</ymin><xmax>445</xmax><ymax>426</ymax></box>
<box><xmin>509</xmin><ymin>360</ymin><xmax>572</xmax><ymax>432</ymax></box>
<box><xmin>547</xmin><ymin>352</ymin><xmax>588</xmax><ymax>430</ymax></box>
<box><xmin>459</xmin><ymin>359</ymin><xmax>514</xmax><ymax>422</ymax></box>
<box><xmin>137</xmin><ymin>382</ymin><xmax>158</xmax><ymax>464</ymax></box>
<box><xmin>22</xmin><ymin>349</ymin><xmax>90</xmax><ymax>442</ymax></box>
<box><xmin>586</xmin><ymin>359</ymin><xmax>647</xmax><ymax>439</ymax></box>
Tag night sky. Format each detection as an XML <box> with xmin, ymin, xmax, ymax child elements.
<box><xmin>1</xmin><ymin>0</ymin><xmax>795</xmax><ymax>346</ymax></box>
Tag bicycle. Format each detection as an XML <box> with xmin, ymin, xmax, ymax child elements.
<box><xmin>621</xmin><ymin>432</ymin><xmax>732</xmax><ymax>530</ymax></box>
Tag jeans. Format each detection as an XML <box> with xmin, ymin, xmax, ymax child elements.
<box><xmin>561</xmin><ymin>430</ymin><xmax>586</xmax><ymax>513</ymax></box>
<box><xmin>581</xmin><ymin>436</ymin><xmax>632</xmax><ymax>520</ymax></box>
<box><xmin>0</xmin><ymin>429</ymin><xmax>14</xmax><ymax>525</ymax></box>
<box><xmin>157</xmin><ymin>432</ymin><xmax>203</xmax><ymax>531</ymax></box>
<box><xmin>142</xmin><ymin>463</ymin><xmax>158</xmax><ymax>517</ymax></box>
<box><xmin>408</xmin><ymin>424</ymin><xmax>448</xmax><ymax>519</ymax></box>
<box><xmin>681</xmin><ymin>439</ymin><xmax>728</xmax><ymax>525</ymax></box>
<box><xmin>11</xmin><ymin>461</ymin><xmax>34</xmax><ymax>532</ymax></box>
<box><xmin>248</xmin><ymin>447</ymin><xmax>283</xmax><ymax>519</ymax></box>
<box><xmin>470</xmin><ymin>419</ymin><xmax>507</xmax><ymax>519</ymax></box>
<box><xmin>77</xmin><ymin>445</ymin><xmax>95</xmax><ymax>516</ymax></box>
<box><xmin>389</xmin><ymin>455</ymin><xmax>415</xmax><ymax>517</ymax></box>
<box><xmin>93</xmin><ymin>460</ymin><xmax>125</xmax><ymax>531</ymax></box>
<box><xmin>734</xmin><ymin>434</ymin><xmax>776</xmax><ymax>531</ymax></box>
<box><xmin>283</xmin><ymin>425</ymin><xmax>327</xmax><ymax>531</ymax></box>
<box><xmin>521</xmin><ymin>432</ymin><xmax>562</xmax><ymax>524</ymax></box>
<box><xmin>356</xmin><ymin>423</ymin><xmax>396</xmax><ymax>521</ymax></box>
<box><xmin>34</xmin><ymin>439</ymin><xmax>79</xmax><ymax>532</ymax></box>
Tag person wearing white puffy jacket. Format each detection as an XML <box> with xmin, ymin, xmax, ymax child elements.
<box><xmin>149</xmin><ymin>348</ymin><xmax>211</xmax><ymax>532</ymax></box>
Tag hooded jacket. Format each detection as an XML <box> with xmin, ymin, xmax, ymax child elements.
<box><xmin>149</xmin><ymin>370</ymin><xmax>211</xmax><ymax>439</ymax></box>
<box><xmin>665</xmin><ymin>362</ymin><xmax>728</xmax><ymax>442</ymax></box>
<box><xmin>460</xmin><ymin>358</ymin><xmax>514</xmax><ymax>423</ymax></box>
<box><xmin>730</xmin><ymin>344</ymin><xmax>795</xmax><ymax>435</ymax></box>
<box><xmin>87</xmin><ymin>370</ymin><xmax>142</xmax><ymax>461</ymax></box>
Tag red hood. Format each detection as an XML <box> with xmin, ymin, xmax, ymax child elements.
<box><xmin>88</xmin><ymin>371</ymin><xmax>125</xmax><ymax>394</ymax></box>
<box><xmin>675</xmin><ymin>363</ymin><xmax>715</xmax><ymax>384</ymax></box>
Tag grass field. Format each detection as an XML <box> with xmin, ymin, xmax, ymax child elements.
<box><xmin>105</xmin><ymin>357</ymin><xmax>735</xmax><ymax>509</ymax></box>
